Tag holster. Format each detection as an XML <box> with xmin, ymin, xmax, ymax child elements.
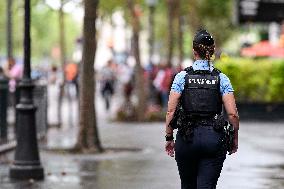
<box><xmin>211</xmin><ymin>114</ymin><xmax>235</xmax><ymax>152</ymax></box>
<box><xmin>224</xmin><ymin>123</ymin><xmax>235</xmax><ymax>153</ymax></box>
<box><xmin>212</xmin><ymin>114</ymin><xmax>228</xmax><ymax>132</ymax></box>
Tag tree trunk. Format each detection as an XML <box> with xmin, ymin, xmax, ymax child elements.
<box><xmin>188</xmin><ymin>0</ymin><xmax>202</xmax><ymax>32</ymax></box>
<box><xmin>59</xmin><ymin>0</ymin><xmax>66</xmax><ymax>69</ymax></box>
<box><xmin>7</xmin><ymin>0</ymin><xmax>13</xmax><ymax>61</ymax></box>
<box><xmin>127</xmin><ymin>0</ymin><xmax>146</xmax><ymax>121</ymax></box>
<box><xmin>177</xmin><ymin>8</ymin><xmax>184</xmax><ymax>65</ymax></box>
<box><xmin>167</xmin><ymin>0</ymin><xmax>175</xmax><ymax>67</ymax></box>
<box><xmin>148</xmin><ymin>5</ymin><xmax>155</xmax><ymax>64</ymax></box>
<box><xmin>57</xmin><ymin>0</ymin><xmax>66</xmax><ymax>128</ymax></box>
<box><xmin>75</xmin><ymin>0</ymin><xmax>102</xmax><ymax>152</ymax></box>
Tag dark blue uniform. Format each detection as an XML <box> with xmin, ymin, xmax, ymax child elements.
<box><xmin>171</xmin><ymin>60</ymin><xmax>234</xmax><ymax>189</ymax></box>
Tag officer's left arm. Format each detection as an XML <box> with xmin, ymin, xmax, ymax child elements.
<box><xmin>219</xmin><ymin>73</ymin><xmax>239</xmax><ymax>127</ymax></box>
<box><xmin>220</xmin><ymin>73</ymin><xmax>239</xmax><ymax>154</ymax></box>
<box><xmin>223</xmin><ymin>93</ymin><xmax>239</xmax><ymax>154</ymax></box>
<box><xmin>165</xmin><ymin>91</ymin><xmax>181</xmax><ymax>135</ymax></box>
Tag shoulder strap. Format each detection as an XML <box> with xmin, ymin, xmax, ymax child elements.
<box><xmin>211</xmin><ymin>68</ymin><xmax>222</xmax><ymax>97</ymax></box>
<box><xmin>183</xmin><ymin>66</ymin><xmax>193</xmax><ymax>90</ymax></box>
<box><xmin>184</xmin><ymin>66</ymin><xmax>194</xmax><ymax>75</ymax></box>
<box><xmin>211</xmin><ymin>68</ymin><xmax>221</xmax><ymax>76</ymax></box>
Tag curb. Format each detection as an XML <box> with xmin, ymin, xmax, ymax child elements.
<box><xmin>0</xmin><ymin>141</ymin><xmax>16</xmax><ymax>154</ymax></box>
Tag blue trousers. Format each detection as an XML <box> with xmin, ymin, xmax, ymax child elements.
<box><xmin>175</xmin><ymin>125</ymin><xmax>226</xmax><ymax>189</ymax></box>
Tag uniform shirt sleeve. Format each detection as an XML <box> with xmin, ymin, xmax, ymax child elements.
<box><xmin>219</xmin><ymin>73</ymin><xmax>234</xmax><ymax>96</ymax></box>
<box><xmin>170</xmin><ymin>71</ymin><xmax>186</xmax><ymax>94</ymax></box>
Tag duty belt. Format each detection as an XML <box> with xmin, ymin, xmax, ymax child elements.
<box><xmin>189</xmin><ymin>115</ymin><xmax>217</xmax><ymax>126</ymax></box>
<box><xmin>193</xmin><ymin>119</ymin><xmax>215</xmax><ymax>126</ymax></box>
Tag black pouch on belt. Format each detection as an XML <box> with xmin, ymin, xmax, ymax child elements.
<box><xmin>224</xmin><ymin>123</ymin><xmax>235</xmax><ymax>153</ymax></box>
<box><xmin>212</xmin><ymin>114</ymin><xmax>227</xmax><ymax>132</ymax></box>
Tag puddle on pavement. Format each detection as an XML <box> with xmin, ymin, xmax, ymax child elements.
<box><xmin>267</xmin><ymin>164</ymin><xmax>284</xmax><ymax>189</ymax></box>
<box><xmin>44</xmin><ymin>158</ymin><xmax>152</xmax><ymax>189</ymax></box>
<box><xmin>252</xmin><ymin>163</ymin><xmax>284</xmax><ymax>189</ymax></box>
<box><xmin>0</xmin><ymin>158</ymin><xmax>150</xmax><ymax>189</ymax></box>
<box><xmin>1</xmin><ymin>150</ymin><xmax>283</xmax><ymax>189</ymax></box>
<box><xmin>0</xmin><ymin>148</ymin><xmax>149</xmax><ymax>189</ymax></box>
<box><xmin>103</xmin><ymin>147</ymin><xmax>142</xmax><ymax>153</ymax></box>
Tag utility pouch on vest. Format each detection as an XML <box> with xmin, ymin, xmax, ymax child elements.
<box><xmin>182</xmin><ymin>67</ymin><xmax>222</xmax><ymax>117</ymax></box>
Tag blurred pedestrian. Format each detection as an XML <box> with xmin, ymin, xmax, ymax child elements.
<box><xmin>65</xmin><ymin>62</ymin><xmax>79</xmax><ymax>98</ymax></box>
<box><xmin>146</xmin><ymin>63</ymin><xmax>159</xmax><ymax>104</ymax></box>
<box><xmin>47</xmin><ymin>65</ymin><xmax>62</xmax><ymax>127</ymax></box>
<box><xmin>100</xmin><ymin>60</ymin><xmax>116</xmax><ymax>111</ymax></box>
<box><xmin>119</xmin><ymin>62</ymin><xmax>134</xmax><ymax>104</ymax></box>
<box><xmin>153</xmin><ymin>63</ymin><xmax>174</xmax><ymax>109</ymax></box>
<box><xmin>3</xmin><ymin>58</ymin><xmax>23</xmax><ymax>106</ymax></box>
<box><xmin>164</xmin><ymin>29</ymin><xmax>239</xmax><ymax>189</ymax></box>
<box><xmin>0</xmin><ymin>67</ymin><xmax>6</xmax><ymax>77</ymax></box>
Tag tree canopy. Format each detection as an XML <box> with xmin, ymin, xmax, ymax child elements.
<box><xmin>0</xmin><ymin>0</ymin><xmax>80</xmax><ymax>65</ymax></box>
<box><xmin>0</xmin><ymin>0</ymin><xmax>235</xmax><ymax>63</ymax></box>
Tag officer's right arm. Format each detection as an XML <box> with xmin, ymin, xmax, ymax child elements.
<box><xmin>165</xmin><ymin>71</ymin><xmax>186</xmax><ymax>135</ymax></box>
<box><xmin>165</xmin><ymin>91</ymin><xmax>181</xmax><ymax>135</ymax></box>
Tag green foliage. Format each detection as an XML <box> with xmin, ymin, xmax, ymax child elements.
<box><xmin>215</xmin><ymin>58</ymin><xmax>284</xmax><ymax>103</ymax></box>
<box><xmin>189</xmin><ymin>0</ymin><xmax>234</xmax><ymax>47</ymax></box>
<box><xmin>31</xmin><ymin>4</ymin><xmax>80</xmax><ymax>62</ymax></box>
<box><xmin>0</xmin><ymin>0</ymin><xmax>24</xmax><ymax>56</ymax></box>
<box><xmin>31</xmin><ymin>5</ymin><xmax>59</xmax><ymax>58</ymax></box>
<box><xmin>99</xmin><ymin>0</ymin><xmax>126</xmax><ymax>15</ymax></box>
<box><xmin>0</xmin><ymin>1</ymin><xmax>8</xmax><ymax>55</ymax></box>
<box><xmin>0</xmin><ymin>0</ymin><xmax>80</xmax><ymax>63</ymax></box>
<box><xmin>183</xmin><ymin>30</ymin><xmax>193</xmax><ymax>58</ymax></box>
<box><xmin>151</xmin><ymin>0</ymin><xmax>235</xmax><ymax>58</ymax></box>
<box><xmin>0</xmin><ymin>0</ymin><xmax>236</xmax><ymax>65</ymax></box>
<box><xmin>99</xmin><ymin>0</ymin><xmax>146</xmax><ymax>17</ymax></box>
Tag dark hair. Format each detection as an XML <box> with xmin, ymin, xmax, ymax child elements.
<box><xmin>51</xmin><ymin>65</ymin><xmax>57</xmax><ymax>72</ymax></box>
<box><xmin>193</xmin><ymin>29</ymin><xmax>215</xmax><ymax>61</ymax></box>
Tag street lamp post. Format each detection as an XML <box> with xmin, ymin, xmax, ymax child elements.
<box><xmin>146</xmin><ymin>0</ymin><xmax>158</xmax><ymax>64</ymax></box>
<box><xmin>9</xmin><ymin>0</ymin><xmax>44</xmax><ymax>180</ymax></box>
<box><xmin>7</xmin><ymin>0</ymin><xmax>13</xmax><ymax>61</ymax></box>
<box><xmin>145</xmin><ymin>0</ymin><xmax>158</xmax><ymax>104</ymax></box>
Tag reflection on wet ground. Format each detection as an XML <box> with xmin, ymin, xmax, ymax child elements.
<box><xmin>0</xmin><ymin>122</ymin><xmax>284</xmax><ymax>189</ymax></box>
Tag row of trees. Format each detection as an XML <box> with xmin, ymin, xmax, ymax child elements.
<box><xmin>0</xmin><ymin>0</ymin><xmax>79</xmax><ymax>62</ymax></box>
<box><xmin>98</xmin><ymin>0</ymin><xmax>234</xmax><ymax>63</ymax></box>
<box><xmin>0</xmin><ymin>0</ymin><xmax>235</xmax><ymax>152</ymax></box>
<box><xmin>0</xmin><ymin>0</ymin><xmax>80</xmax><ymax>128</ymax></box>
<box><xmin>0</xmin><ymin>0</ymin><xmax>234</xmax><ymax>65</ymax></box>
<box><xmin>77</xmin><ymin>0</ymin><xmax>235</xmax><ymax>152</ymax></box>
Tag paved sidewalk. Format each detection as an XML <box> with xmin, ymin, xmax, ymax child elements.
<box><xmin>0</xmin><ymin>120</ymin><xmax>284</xmax><ymax>189</ymax></box>
<box><xmin>0</xmin><ymin>92</ymin><xmax>284</xmax><ymax>188</ymax></box>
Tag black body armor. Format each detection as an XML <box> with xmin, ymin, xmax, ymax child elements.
<box><xmin>181</xmin><ymin>66</ymin><xmax>222</xmax><ymax>117</ymax></box>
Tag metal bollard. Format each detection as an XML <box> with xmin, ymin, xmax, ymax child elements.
<box><xmin>0</xmin><ymin>75</ymin><xmax>9</xmax><ymax>142</ymax></box>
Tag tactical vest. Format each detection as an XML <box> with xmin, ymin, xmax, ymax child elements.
<box><xmin>181</xmin><ymin>66</ymin><xmax>222</xmax><ymax>117</ymax></box>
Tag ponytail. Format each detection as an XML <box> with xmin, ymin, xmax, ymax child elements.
<box><xmin>193</xmin><ymin>42</ymin><xmax>215</xmax><ymax>62</ymax></box>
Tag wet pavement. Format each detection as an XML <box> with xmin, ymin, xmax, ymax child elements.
<box><xmin>0</xmin><ymin>120</ymin><xmax>284</xmax><ymax>189</ymax></box>
<box><xmin>1</xmin><ymin>91</ymin><xmax>284</xmax><ymax>189</ymax></box>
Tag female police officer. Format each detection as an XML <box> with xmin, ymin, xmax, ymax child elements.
<box><xmin>164</xmin><ymin>29</ymin><xmax>239</xmax><ymax>189</ymax></box>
